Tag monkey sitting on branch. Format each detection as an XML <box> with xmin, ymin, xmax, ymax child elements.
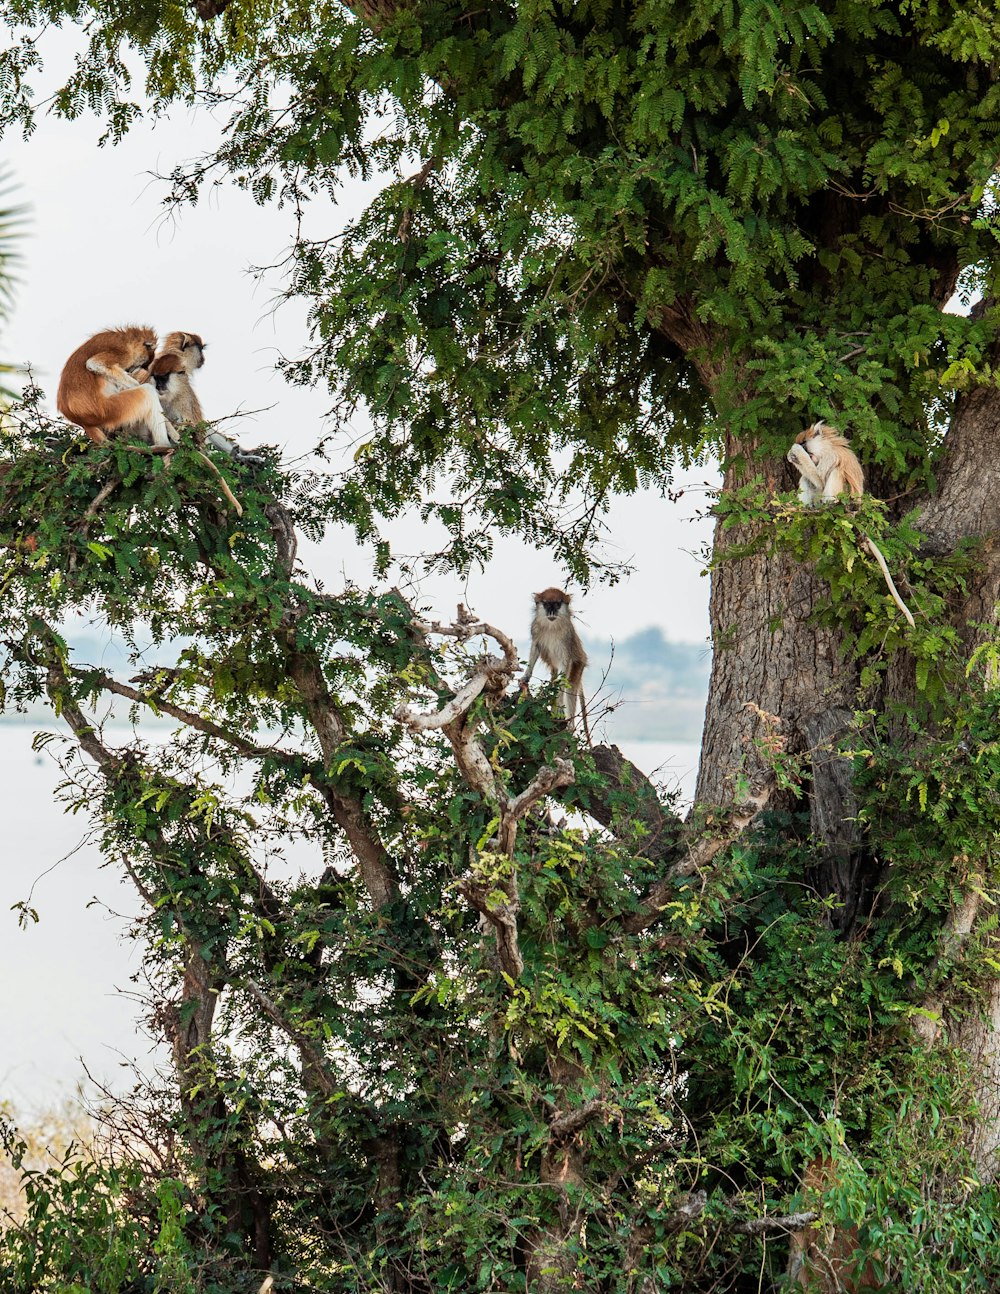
<box><xmin>57</xmin><ymin>325</ymin><xmax>245</xmax><ymax>516</ymax></box>
<box><xmin>57</xmin><ymin>325</ymin><xmax>176</xmax><ymax>450</ymax></box>
<box><xmin>786</xmin><ymin>420</ymin><xmax>915</xmax><ymax>627</ymax></box>
<box><xmin>519</xmin><ymin>588</ymin><xmax>591</xmax><ymax>741</ymax></box>
<box><xmin>149</xmin><ymin>331</ymin><xmax>265</xmax><ymax>465</ymax></box>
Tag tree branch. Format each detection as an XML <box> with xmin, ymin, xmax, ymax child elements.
<box><xmin>731</xmin><ymin>1210</ymin><xmax>819</xmax><ymax>1236</ymax></box>
<box><xmin>244</xmin><ymin>979</ymin><xmax>338</xmax><ymax>1098</ymax></box>
<box><xmin>622</xmin><ymin>788</ymin><xmax>772</xmax><ymax>935</ymax></box>
<box><xmin>549</xmin><ymin>1099</ymin><xmax>606</xmax><ymax>1142</ymax></box>
<box><xmin>69</xmin><ymin>665</ymin><xmax>304</xmax><ymax>765</ymax></box>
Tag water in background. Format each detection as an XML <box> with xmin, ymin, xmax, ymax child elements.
<box><xmin>0</xmin><ymin>725</ymin><xmax>698</xmax><ymax>1110</ymax></box>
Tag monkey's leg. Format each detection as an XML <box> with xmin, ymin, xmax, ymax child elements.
<box><xmin>519</xmin><ymin>644</ymin><xmax>540</xmax><ymax>690</ymax></box>
<box><xmin>100</xmin><ymin>387</ymin><xmax>174</xmax><ymax>448</ymax></box>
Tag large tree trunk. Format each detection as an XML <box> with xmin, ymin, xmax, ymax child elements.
<box><xmin>695</xmin><ymin>454</ymin><xmax>864</xmax><ymax>920</ymax></box>
<box><xmin>698</xmin><ymin>382</ymin><xmax>1000</xmax><ymax>1190</ymax></box>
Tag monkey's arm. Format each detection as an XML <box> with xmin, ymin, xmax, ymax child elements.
<box><xmin>787</xmin><ymin>442</ymin><xmax>825</xmax><ymax>491</ymax></box>
<box><xmin>206</xmin><ymin>427</ymin><xmax>267</xmax><ymax>465</ymax></box>
<box><xmin>86</xmin><ymin>355</ymin><xmax>140</xmax><ymax>391</ymax></box>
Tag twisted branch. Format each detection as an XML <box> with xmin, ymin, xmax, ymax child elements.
<box><xmin>395</xmin><ymin>607</ymin><xmax>575</xmax><ymax>979</ymax></box>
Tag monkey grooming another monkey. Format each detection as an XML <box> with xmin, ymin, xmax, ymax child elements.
<box><xmin>57</xmin><ymin>326</ymin><xmax>177</xmax><ymax>449</ymax></box>
<box><xmin>787</xmin><ymin>420</ymin><xmax>915</xmax><ymax>627</ymax></box>
<box><xmin>149</xmin><ymin>331</ymin><xmax>265</xmax><ymax>464</ymax></box>
<box><xmin>520</xmin><ymin>588</ymin><xmax>591</xmax><ymax>740</ymax></box>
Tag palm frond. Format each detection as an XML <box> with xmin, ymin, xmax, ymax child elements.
<box><xmin>0</xmin><ymin>167</ymin><xmax>30</xmax><ymax>398</ymax></box>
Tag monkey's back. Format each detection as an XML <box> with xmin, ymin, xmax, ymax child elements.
<box><xmin>57</xmin><ymin>326</ymin><xmax>156</xmax><ymax>426</ymax></box>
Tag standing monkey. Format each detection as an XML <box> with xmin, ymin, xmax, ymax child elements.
<box><xmin>57</xmin><ymin>326</ymin><xmax>177</xmax><ymax>449</ymax></box>
<box><xmin>520</xmin><ymin>588</ymin><xmax>591</xmax><ymax>739</ymax></box>
<box><xmin>787</xmin><ymin>420</ymin><xmax>915</xmax><ymax>627</ymax></box>
<box><xmin>149</xmin><ymin>331</ymin><xmax>264</xmax><ymax>463</ymax></box>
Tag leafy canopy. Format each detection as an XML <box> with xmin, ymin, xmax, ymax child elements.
<box><xmin>3</xmin><ymin>0</ymin><xmax>1000</xmax><ymax>573</ymax></box>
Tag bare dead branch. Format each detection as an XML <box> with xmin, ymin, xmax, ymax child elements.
<box><xmin>732</xmin><ymin>1210</ymin><xmax>819</xmax><ymax>1236</ymax></box>
<box><xmin>457</xmin><ymin>877</ymin><xmax>524</xmax><ymax>979</ymax></box>
<box><xmin>508</xmin><ymin>759</ymin><xmax>575</xmax><ymax>822</ymax></box>
<box><xmin>395</xmin><ymin>670</ymin><xmax>492</xmax><ymax>731</ymax></box>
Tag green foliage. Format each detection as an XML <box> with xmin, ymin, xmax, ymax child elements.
<box><xmin>3</xmin><ymin>2</ymin><xmax>1000</xmax><ymax>1290</ymax></box>
<box><xmin>0</xmin><ymin>406</ymin><xmax>997</xmax><ymax>1291</ymax></box>
<box><xmin>0</xmin><ymin>1117</ymin><xmax>206</xmax><ymax>1293</ymax></box>
<box><xmin>2</xmin><ymin>0</ymin><xmax>1000</xmax><ymax>571</ymax></box>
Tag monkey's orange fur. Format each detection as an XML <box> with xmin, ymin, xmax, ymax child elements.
<box><xmin>791</xmin><ymin>421</ymin><xmax>864</xmax><ymax>499</ymax></box>
<box><xmin>57</xmin><ymin>326</ymin><xmax>172</xmax><ymax>447</ymax></box>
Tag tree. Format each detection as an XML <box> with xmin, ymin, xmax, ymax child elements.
<box><xmin>2</xmin><ymin>1</ymin><xmax>1000</xmax><ymax>1290</ymax></box>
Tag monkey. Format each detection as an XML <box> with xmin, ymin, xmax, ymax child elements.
<box><xmin>57</xmin><ymin>326</ymin><xmax>177</xmax><ymax>449</ymax></box>
<box><xmin>149</xmin><ymin>331</ymin><xmax>265</xmax><ymax>464</ymax></box>
<box><xmin>519</xmin><ymin>588</ymin><xmax>591</xmax><ymax>740</ymax></box>
<box><xmin>787</xmin><ymin>420</ymin><xmax>915</xmax><ymax>627</ymax></box>
<box><xmin>787</xmin><ymin>420</ymin><xmax>864</xmax><ymax>505</ymax></box>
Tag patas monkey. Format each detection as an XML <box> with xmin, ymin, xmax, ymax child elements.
<box><xmin>787</xmin><ymin>420</ymin><xmax>915</xmax><ymax>627</ymax></box>
<box><xmin>149</xmin><ymin>331</ymin><xmax>264</xmax><ymax>464</ymax></box>
<box><xmin>57</xmin><ymin>326</ymin><xmax>176</xmax><ymax>449</ymax></box>
<box><xmin>520</xmin><ymin>588</ymin><xmax>591</xmax><ymax>739</ymax></box>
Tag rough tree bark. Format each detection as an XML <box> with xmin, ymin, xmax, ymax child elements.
<box><xmin>697</xmin><ymin>374</ymin><xmax>1000</xmax><ymax>1208</ymax></box>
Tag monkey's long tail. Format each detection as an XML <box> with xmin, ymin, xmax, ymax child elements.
<box><xmin>862</xmin><ymin>536</ymin><xmax>915</xmax><ymax>628</ymax></box>
<box><xmin>194</xmin><ymin>449</ymin><xmax>244</xmax><ymax>517</ymax></box>
<box><xmin>121</xmin><ymin>444</ymin><xmax>243</xmax><ymax>517</ymax></box>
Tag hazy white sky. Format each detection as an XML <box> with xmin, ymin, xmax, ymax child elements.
<box><xmin>0</xmin><ymin>45</ymin><xmax>718</xmax><ymax>649</ymax></box>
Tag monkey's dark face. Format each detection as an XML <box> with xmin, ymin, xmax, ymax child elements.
<box><xmin>541</xmin><ymin>600</ymin><xmax>566</xmax><ymax>620</ymax></box>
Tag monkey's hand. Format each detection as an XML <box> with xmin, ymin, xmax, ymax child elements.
<box><xmin>786</xmin><ymin>442</ymin><xmax>810</xmax><ymax>468</ymax></box>
<box><xmin>232</xmin><ymin>447</ymin><xmax>269</xmax><ymax>466</ymax></box>
<box><xmin>518</xmin><ymin>677</ymin><xmax>530</xmax><ymax>693</ymax></box>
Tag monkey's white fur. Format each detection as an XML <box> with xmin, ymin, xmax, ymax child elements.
<box><xmin>520</xmin><ymin>588</ymin><xmax>590</xmax><ymax>739</ymax></box>
<box><xmin>786</xmin><ymin>421</ymin><xmax>865</xmax><ymax>505</ymax></box>
<box><xmin>787</xmin><ymin>420</ymin><xmax>914</xmax><ymax>627</ymax></box>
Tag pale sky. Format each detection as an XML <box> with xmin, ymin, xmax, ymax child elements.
<box><xmin>0</xmin><ymin>37</ymin><xmax>718</xmax><ymax>650</ymax></box>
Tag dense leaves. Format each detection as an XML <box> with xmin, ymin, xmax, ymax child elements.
<box><xmin>3</xmin><ymin>1</ymin><xmax>1000</xmax><ymax>1291</ymax></box>
<box><xmin>3</xmin><ymin>0</ymin><xmax>1000</xmax><ymax>569</ymax></box>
